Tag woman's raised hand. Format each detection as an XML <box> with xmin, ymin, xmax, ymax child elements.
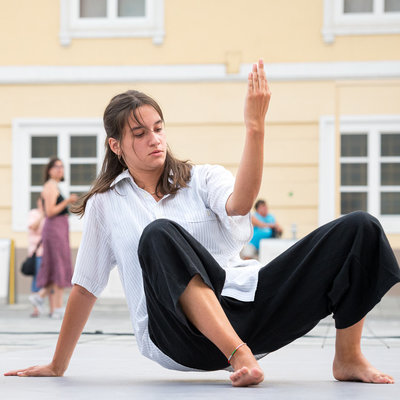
<box><xmin>4</xmin><ymin>363</ymin><xmax>63</xmax><ymax>377</ymax></box>
<box><xmin>244</xmin><ymin>59</ymin><xmax>271</xmax><ymax>134</ymax></box>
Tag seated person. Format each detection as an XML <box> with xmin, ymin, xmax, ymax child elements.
<box><xmin>250</xmin><ymin>199</ymin><xmax>282</xmax><ymax>249</ymax></box>
<box><xmin>240</xmin><ymin>199</ymin><xmax>283</xmax><ymax>259</ymax></box>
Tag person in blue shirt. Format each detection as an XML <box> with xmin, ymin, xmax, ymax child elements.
<box><xmin>249</xmin><ymin>199</ymin><xmax>282</xmax><ymax>252</ymax></box>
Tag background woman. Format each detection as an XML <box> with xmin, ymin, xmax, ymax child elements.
<box><xmin>35</xmin><ymin>158</ymin><xmax>77</xmax><ymax>319</ymax></box>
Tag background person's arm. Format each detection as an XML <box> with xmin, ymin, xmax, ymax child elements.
<box><xmin>251</xmin><ymin>215</ymin><xmax>269</xmax><ymax>228</ymax></box>
<box><xmin>226</xmin><ymin>59</ymin><xmax>271</xmax><ymax>217</ymax></box>
<box><xmin>4</xmin><ymin>284</ymin><xmax>96</xmax><ymax>377</ymax></box>
<box><xmin>42</xmin><ymin>181</ymin><xmax>78</xmax><ymax>218</ymax></box>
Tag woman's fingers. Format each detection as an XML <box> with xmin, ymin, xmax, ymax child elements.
<box><xmin>4</xmin><ymin>367</ymin><xmax>33</xmax><ymax>376</ymax></box>
<box><xmin>248</xmin><ymin>72</ymin><xmax>254</xmax><ymax>91</ymax></box>
<box><xmin>4</xmin><ymin>364</ymin><xmax>59</xmax><ymax>377</ymax></box>
<box><xmin>244</xmin><ymin>58</ymin><xmax>271</xmax><ymax>130</ymax></box>
<box><xmin>4</xmin><ymin>369</ymin><xmax>20</xmax><ymax>376</ymax></box>
<box><xmin>248</xmin><ymin>60</ymin><xmax>268</xmax><ymax>93</ymax></box>
<box><xmin>252</xmin><ymin>63</ymin><xmax>259</xmax><ymax>91</ymax></box>
<box><xmin>17</xmin><ymin>367</ymin><xmax>41</xmax><ymax>377</ymax></box>
<box><xmin>258</xmin><ymin>59</ymin><xmax>268</xmax><ymax>91</ymax></box>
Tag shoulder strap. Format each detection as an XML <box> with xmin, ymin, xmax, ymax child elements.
<box><xmin>33</xmin><ymin>240</ymin><xmax>42</xmax><ymax>254</ymax></box>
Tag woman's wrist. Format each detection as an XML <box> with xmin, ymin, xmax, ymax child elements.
<box><xmin>245</xmin><ymin>123</ymin><xmax>265</xmax><ymax>136</ymax></box>
<box><xmin>50</xmin><ymin>360</ymin><xmax>67</xmax><ymax>376</ymax></box>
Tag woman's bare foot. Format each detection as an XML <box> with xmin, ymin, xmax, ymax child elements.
<box><xmin>229</xmin><ymin>344</ymin><xmax>264</xmax><ymax>387</ymax></box>
<box><xmin>333</xmin><ymin>352</ymin><xmax>394</xmax><ymax>384</ymax></box>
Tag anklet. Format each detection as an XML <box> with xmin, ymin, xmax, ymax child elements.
<box><xmin>228</xmin><ymin>343</ymin><xmax>246</xmax><ymax>364</ymax></box>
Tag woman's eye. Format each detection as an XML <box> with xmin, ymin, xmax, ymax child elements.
<box><xmin>134</xmin><ymin>132</ymin><xmax>145</xmax><ymax>137</ymax></box>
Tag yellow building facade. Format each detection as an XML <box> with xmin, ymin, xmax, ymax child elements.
<box><xmin>1</xmin><ymin>0</ymin><xmax>400</xmax><ymax>295</ymax></box>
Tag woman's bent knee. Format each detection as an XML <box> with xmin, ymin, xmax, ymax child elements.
<box><xmin>340</xmin><ymin>211</ymin><xmax>380</xmax><ymax>231</ymax></box>
<box><xmin>138</xmin><ymin>219</ymin><xmax>178</xmax><ymax>256</ymax></box>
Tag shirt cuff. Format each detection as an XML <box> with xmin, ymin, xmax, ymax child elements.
<box><xmin>71</xmin><ymin>274</ymin><xmax>105</xmax><ymax>298</ymax></box>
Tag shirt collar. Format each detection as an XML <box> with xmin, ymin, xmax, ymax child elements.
<box><xmin>110</xmin><ymin>169</ymin><xmax>132</xmax><ymax>188</ymax></box>
<box><xmin>109</xmin><ymin>168</ymin><xmax>175</xmax><ymax>200</ymax></box>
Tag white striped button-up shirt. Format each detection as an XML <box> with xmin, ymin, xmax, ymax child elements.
<box><xmin>72</xmin><ymin>164</ymin><xmax>262</xmax><ymax>370</ymax></box>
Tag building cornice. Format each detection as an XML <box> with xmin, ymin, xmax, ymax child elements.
<box><xmin>1</xmin><ymin>61</ymin><xmax>400</xmax><ymax>84</ymax></box>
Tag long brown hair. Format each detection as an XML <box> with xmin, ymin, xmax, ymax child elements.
<box><xmin>73</xmin><ymin>90</ymin><xmax>192</xmax><ymax>216</ymax></box>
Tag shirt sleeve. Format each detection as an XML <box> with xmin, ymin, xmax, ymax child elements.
<box><xmin>199</xmin><ymin>164</ymin><xmax>253</xmax><ymax>243</ymax></box>
<box><xmin>72</xmin><ymin>195</ymin><xmax>116</xmax><ymax>298</ymax></box>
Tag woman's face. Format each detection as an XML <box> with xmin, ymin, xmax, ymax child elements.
<box><xmin>49</xmin><ymin>160</ymin><xmax>64</xmax><ymax>181</ymax></box>
<box><xmin>111</xmin><ymin>105</ymin><xmax>167</xmax><ymax>177</ymax></box>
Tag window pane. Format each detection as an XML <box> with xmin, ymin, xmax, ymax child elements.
<box><xmin>385</xmin><ymin>0</ymin><xmax>400</xmax><ymax>12</ymax></box>
<box><xmin>381</xmin><ymin>192</ymin><xmax>400</xmax><ymax>214</ymax></box>
<box><xmin>118</xmin><ymin>0</ymin><xmax>146</xmax><ymax>17</ymax></box>
<box><xmin>341</xmin><ymin>163</ymin><xmax>368</xmax><ymax>186</ymax></box>
<box><xmin>31</xmin><ymin>164</ymin><xmax>46</xmax><ymax>186</ymax></box>
<box><xmin>31</xmin><ymin>136</ymin><xmax>57</xmax><ymax>158</ymax></box>
<box><xmin>381</xmin><ymin>133</ymin><xmax>400</xmax><ymax>156</ymax></box>
<box><xmin>381</xmin><ymin>163</ymin><xmax>400</xmax><ymax>185</ymax></box>
<box><xmin>71</xmin><ymin>136</ymin><xmax>97</xmax><ymax>158</ymax></box>
<box><xmin>341</xmin><ymin>134</ymin><xmax>367</xmax><ymax>157</ymax></box>
<box><xmin>341</xmin><ymin>192</ymin><xmax>367</xmax><ymax>214</ymax></box>
<box><xmin>344</xmin><ymin>0</ymin><xmax>373</xmax><ymax>13</ymax></box>
<box><xmin>70</xmin><ymin>164</ymin><xmax>97</xmax><ymax>185</ymax></box>
<box><xmin>80</xmin><ymin>0</ymin><xmax>107</xmax><ymax>18</ymax></box>
<box><xmin>30</xmin><ymin>192</ymin><xmax>42</xmax><ymax>210</ymax></box>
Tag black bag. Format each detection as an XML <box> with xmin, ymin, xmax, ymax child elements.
<box><xmin>21</xmin><ymin>254</ymin><xmax>36</xmax><ymax>276</ymax></box>
<box><xmin>21</xmin><ymin>240</ymin><xmax>42</xmax><ymax>276</ymax></box>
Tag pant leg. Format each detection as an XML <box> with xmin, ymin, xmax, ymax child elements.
<box><xmin>138</xmin><ymin>218</ymin><xmax>230</xmax><ymax>370</ymax></box>
<box><xmin>137</xmin><ymin>213</ymin><xmax>400</xmax><ymax>369</ymax></box>
<box><xmin>31</xmin><ymin>256</ymin><xmax>43</xmax><ymax>293</ymax></box>
<box><xmin>242</xmin><ymin>211</ymin><xmax>400</xmax><ymax>355</ymax></box>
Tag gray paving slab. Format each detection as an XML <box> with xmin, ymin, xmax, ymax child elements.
<box><xmin>1</xmin><ymin>296</ymin><xmax>400</xmax><ymax>399</ymax></box>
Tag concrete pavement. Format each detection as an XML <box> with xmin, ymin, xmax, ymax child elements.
<box><xmin>1</xmin><ymin>295</ymin><xmax>400</xmax><ymax>400</ymax></box>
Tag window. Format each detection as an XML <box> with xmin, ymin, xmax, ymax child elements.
<box><xmin>12</xmin><ymin>119</ymin><xmax>106</xmax><ymax>231</ymax></box>
<box><xmin>319</xmin><ymin>116</ymin><xmax>400</xmax><ymax>233</ymax></box>
<box><xmin>322</xmin><ymin>0</ymin><xmax>400</xmax><ymax>43</ymax></box>
<box><xmin>340</xmin><ymin>133</ymin><xmax>369</xmax><ymax>214</ymax></box>
<box><xmin>340</xmin><ymin>130</ymin><xmax>400</xmax><ymax>217</ymax></box>
<box><xmin>59</xmin><ymin>0</ymin><xmax>164</xmax><ymax>46</ymax></box>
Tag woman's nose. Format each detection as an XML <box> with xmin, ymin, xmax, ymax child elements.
<box><xmin>149</xmin><ymin>130</ymin><xmax>160</xmax><ymax>145</ymax></box>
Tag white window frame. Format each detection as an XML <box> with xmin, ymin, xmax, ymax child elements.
<box><xmin>12</xmin><ymin>119</ymin><xmax>106</xmax><ymax>232</ymax></box>
<box><xmin>322</xmin><ymin>0</ymin><xmax>400</xmax><ymax>43</ymax></box>
<box><xmin>319</xmin><ymin>115</ymin><xmax>400</xmax><ymax>233</ymax></box>
<box><xmin>59</xmin><ymin>0</ymin><xmax>165</xmax><ymax>46</ymax></box>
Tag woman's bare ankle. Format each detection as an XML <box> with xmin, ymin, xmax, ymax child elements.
<box><xmin>228</xmin><ymin>344</ymin><xmax>254</xmax><ymax>369</ymax></box>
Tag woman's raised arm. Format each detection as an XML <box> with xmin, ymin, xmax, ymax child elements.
<box><xmin>226</xmin><ymin>59</ymin><xmax>271</xmax><ymax>217</ymax></box>
<box><xmin>4</xmin><ymin>284</ymin><xmax>96</xmax><ymax>377</ymax></box>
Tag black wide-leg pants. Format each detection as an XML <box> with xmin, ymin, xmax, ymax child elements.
<box><xmin>137</xmin><ymin>211</ymin><xmax>400</xmax><ymax>371</ymax></box>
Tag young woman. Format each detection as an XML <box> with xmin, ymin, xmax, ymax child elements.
<box><xmin>6</xmin><ymin>60</ymin><xmax>400</xmax><ymax>386</ymax></box>
<box><xmin>32</xmin><ymin>158</ymin><xmax>78</xmax><ymax>318</ymax></box>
